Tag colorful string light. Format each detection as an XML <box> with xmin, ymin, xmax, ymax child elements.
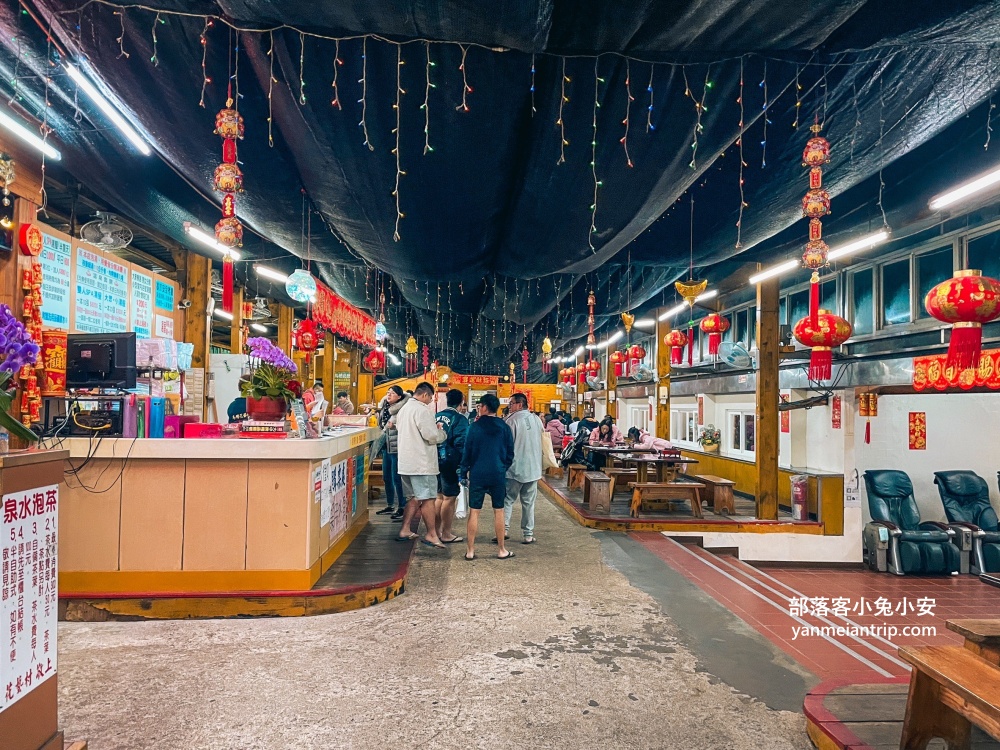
<box><xmin>455</xmin><ymin>44</ymin><xmax>471</xmax><ymax>112</ymax></box>
<box><xmin>530</xmin><ymin>53</ymin><xmax>537</xmax><ymax>115</ymax></box>
<box><xmin>358</xmin><ymin>36</ymin><xmax>373</xmax><ymax>151</ymax></box>
<box><xmin>421</xmin><ymin>41</ymin><xmax>435</xmax><ymax>154</ymax></box>
<box><xmin>114</xmin><ymin>11</ymin><xmax>129</xmax><ymax>59</ymax></box>
<box><xmin>589</xmin><ymin>58</ymin><xmax>604</xmax><ymax>250</ymax></box>
<box><xmin>150</xmin><ymin>12</ymin><xmax>161</xmax><ymax>66</ymax></box>
<box><xmin>331</xmin><ymin>39</ymin><xmax>343</xmax><ymax>109</ymax></box>
<box><xmin>760</xmin><ymin>61</ymin><xmax>768</xmax><ymax>168</ymax></box>
<box><xmin>792</xmin><ymin>65</ymin><xmax>802</xmax><ymax>129</ymax></box>
<box><xmin>391</xmin><ymin>44</ymin><xmax>406</xmax><ymax>240</ymax></box>
<box><xmin>683</xmin><ymin>66</ymin><xmax>712</xmax><ymax>169</ymax></box>
<box><xmin>298</xmin><ymin>32</ymin><xmax>307</xmax><ymax>104</ymax></box>
<box><xmin>646</xmin><ymin>64</ymin><xmax>655</xmax><ymax>132</ymax></box>
<box><xmin>556</xmin><ymin>58</ymin><xmax>569</xmax><ymax>165</ymax></box>
<box><xmin>620</xmin><ymin>59</ymin><xmax>634</xmax><ymax>168</ymax></box>
<box><xmin>198</xmin><ymin>18</ymin><xmax>211</xmax><ymax>107</ymax></box>
<box><xmin>266</xmin><ymin>30</ymin><xmax>275</xmax><ymax>147</ymax></box>
<box><xmin>736</xmin><ymin>56</ymin><xmax>746</xmax><ymax>248</ymax></box>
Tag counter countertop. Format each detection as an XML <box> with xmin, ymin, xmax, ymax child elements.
<box><xmin>55</xmin><ymin>428</ymin><xmax>380</xmax><ymax>461</ymax></box>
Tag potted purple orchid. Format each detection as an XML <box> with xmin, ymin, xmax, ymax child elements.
<box><xmin>0</xmin><ymin>304</ymin><xmax>40</xmax><ymax>442</ymax></box>
<box><xmin>241</xmin><ymin>337</ymin><xmax>297</xmax><ymax>421</ymax></box>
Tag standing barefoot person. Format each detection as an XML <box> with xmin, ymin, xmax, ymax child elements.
<box><xmin>459</xmin><ymin>394</ymin><xmax>514</xmax><ymax>560</ymax></box>
<box><xmin>435</xmin><ymin>388</ymin><xmax>469</xmax><ymax>544</ymax></box>
<box><xmin>395</xmin><ymin>382</ymin><xmax>448</xmax><ymax>548</ymax></box>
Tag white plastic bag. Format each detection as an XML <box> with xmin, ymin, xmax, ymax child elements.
<box><xmin>455</xmin><ymin>485</ymin><xmax>468</xmax><ymax>519</ymax></box>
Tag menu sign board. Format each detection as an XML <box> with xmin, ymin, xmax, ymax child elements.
<box><xmin>75</xmin><ymin>246</ymin><xmax>128</xmax><ymax>333</ymax></box>
<box><xmin>154</xmin><ymin>280</ymin><xmax>175</xmax><ymax>311</ymax></box>
<box><xmin>1</xmin><ymin>484</ymin><xmax>58</xmax><ymax>713</ymax></box>
<box><xmin>38</xmin><ymin>233</ymin><xmax>71</xmax><ymax>330</ymax></box>
<box><xmin>130</xmin><ymin>269</ymin><xmax>153</xmax><ymax>338</ymax></box>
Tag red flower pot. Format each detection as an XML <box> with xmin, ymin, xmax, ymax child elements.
<box><xmin>247</xmin><ymin>396</ymin><xmax>287</xmax><ymax>421</ymax></box>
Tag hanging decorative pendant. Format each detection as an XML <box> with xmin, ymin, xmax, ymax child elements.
<box><xmin>405</xmin><ymin>335</ymin><xmax>418</xmax><ymax>375</ymax></box>
<box><xmin>213</xmin><ymin>93</ymin><xmax>245</xmax><ymax>313</ymax></box>
<box><xmin>541</xmin><ymin>337</ymin><xmax>552</xmax><ymax>374</ymax></box>
<box><xmin>699</xmin><ymin>313</ymin><xmax>730</xmax><ymax>357</ymax></box>
<box><xmin>925</xmin><ymin>270</ymin><xmax>1000</xmax><ymax>371</ymax></box>
<box><xmin>285</xmin><ymin>269</ymin><xmax>317</xmax><ymax>303</ymax></box>
<box><xmin>521</xmin><ymin>346</ymin><xmax>529</xmax><ymax>383</ymax></box>
<box><xmin>793</xmin><ymin>310</ymin><xmax>852</xmax><ymax>381</ymax></box>
<box><xmin>800</xmin><ymin>121</ymin><xmax>832</xmax><ymax>325</ymax></box>
<box><xmin>664</xmin><ymin>329</ymin><xmax>688</xmax><ymax>365</ymax></box>
<box><xmin>674</xmin><ymin>279</ymin><xmax>708</xmax><ymax>308</ymax></box>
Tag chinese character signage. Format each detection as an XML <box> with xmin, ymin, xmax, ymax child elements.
<box><xmin>130</xmin><ymin>269</ymin><xmax>153</xmax><ymax>338</ymax></box>
<box><xmin>330</xmin><ymin>459</ymin><xmax>349</xmax><ymax>539</ymax></box>
<box><xmin>452</xmin><ymin>374</ymin><xmax>499</xmax><ymax>386</ymax></box>
<box><xmin>913</xmin><ymin>350</ymin><xmax>1000</xmax><ymax>391</ymax></box>
<box><xmin>38</xmin><ymin>233</ymin><xmax>71</xmax><ymax>330</ymax></box>
<box><xmin>154</xmin><ymin>280</ymin><xmax>175</xmax><ymax>311</ymax></box>
<box><xmin>311</xmin><ymin>283</ymin><xmax>376</xmax><ymax>348</ymax></box>
<box><xmin>909</xmin><ymin>412</ymin><xmax>927</xmax><ymax>450</ymax></box>
<box><xmin>75</xmin><ymin>246</ymin><xmax>129</xmax><ymax>333</ymax></box>
<box><xmin>320</xmin><ymin>459</ymin><xmax>332</xmax><ymax>527</ymax></box>
<box><xmin>831</xmin><ymin>395</ymin><xmax>842</xmax><ymax>429</ymax></box>
<box><xmin>1</xmin><ymin>484</ymin><xmax>58</xmax><ymax>713</ymax></box>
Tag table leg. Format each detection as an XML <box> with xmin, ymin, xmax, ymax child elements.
<box><xmin>637</xmin><ymin>463</ymin><xmax>647</xmax><ymax>484</ymax></box>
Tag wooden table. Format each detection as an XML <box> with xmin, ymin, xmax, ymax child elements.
<box><xmin>946</xmin><ymin>619</ymin><xmax>1000</xmax><ymax>666</ymax></box>
<box><xmin>583</xmin><ymin>444</ymin><xmax>653</xmax><ymax>469</ymax></box>
<box><xmin>623</xmin><ymin>455</ymin><xmax>700</xmax><ymax>483</ymax></box>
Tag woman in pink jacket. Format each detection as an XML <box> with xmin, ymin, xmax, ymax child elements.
<box><xmin>589</xmin><ymin>418</ymin><xmax>624</xmax><ymax>445</ymax></box>
<box><xmin>544</xmin><ymin>413</ymin><xmax>566</xmax><ymax>451</ymax></box>
<box><xmin>627</xmin><ymin>427</ymin><xmax>674</xmax><ymax>451</ymax></box>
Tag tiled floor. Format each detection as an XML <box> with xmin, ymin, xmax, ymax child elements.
<box><xmin>632</xmin><ymin>532</ymin><xmax>1000</xmax><ymax>682</ymax></box>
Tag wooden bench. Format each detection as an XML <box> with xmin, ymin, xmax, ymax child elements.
<box><xmin>545</xmin><ymin>466</ymin><xmax>565</xmax><ymax>479</ymax></box>
<box><xmin>605</xmin><ymin>467</ymin><xmax>638</xmax><ymax>494</ymax></box>
<box><xmin>947</xmin><ymin>619</ymin><xmax>1000</xmax><ymax>667</ymax></box>
<box><xmin>629</xmin><ymin>482</ymin><xmax>702</xmax><ymax>519</ymax></box>
<box><xmin>567</xmin><ymin>464</ymin><xmax>588</xmax><ymax>491</ymax></box>
<box><xmin>583</xmin><ymin>471</ymin><xmax>613</xmax><ymax>514</ymax></box>
<box><xmin>898</xmin><ymin>644</ymin><xmax>1000</xmax><ymax>748</ymax></box>
<box><xmin>691</xmin><ymin>474</ymin><xmax>736</xmax><ymax>515</ymax></box>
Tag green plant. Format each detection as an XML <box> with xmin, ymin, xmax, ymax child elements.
<box><xmin>240</xmin><ymin>337</ymin><xmax>298</xmax><ymax>401</ymax></box>
<box><xmin>697</xmin><ymin>424</ymin><xmax>721</xmax><ymax>447</ymax></box>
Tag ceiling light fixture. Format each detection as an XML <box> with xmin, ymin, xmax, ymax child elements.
<box><xmin>213</xmin><ymin>309</ymin><xmax>233</xmax><ymax>321</ymax></box>
<box><xmin>388</xmin><ymin>353</ymin><xmax>402</xmax><ymax>366</ymax></box>
<box><xmin>254</xmin><ymin>265</ymin><xmax>289</xmax><ymax>283</ymax></box>
<box><xmin>184</xmin><ymin>222</ymin><xmax>241</xmax><ymax>260</ymax></box>
<box><xmin>250</xmin><ymin>323</ymin><xmax>268</xmax><ymax>333</ymax></box>
<box><xmin>65</xmin><ymin>63</ymin><xmax>152</xmax><ymax>155</ymax></box>
<box><xmin>0</xmin><ymin>108</ymin><xmax>61</xmax><ymax>160</ymax></box>
<box><xmin>573</xmin><ymin>346</ymin><xmax>585</xmax><ymax>357</ymax></box>
<box><xmin>749</xmin><ymin>231</ymin><xmax>890</xmax><ymax>285</ymax></box>
<box><xmin>633</xmin><ymin>318</ymin><xmax>655</xmax><ymax>327</ymax></box>
<box><xmin>930</xmin><ymin>166</ymin><xmax>1000</xmax><ymax>210</ymax></box>
<box><xmin>748</xmin><ymin>259</ymin><xmax>801</xmax><ymax>286</ymax></box>
<box><xmin>657</xmin><ymin>290</ymin><xmax>718</xmax><ymax>321</ymax></box>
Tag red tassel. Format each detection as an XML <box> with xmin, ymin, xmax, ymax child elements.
<box><xmin>809</xmin><ymin>278</ymin><xmax>820</xmax><ymax>326</ymax></box>
<box><xmin>222</xmin><ymin>255</ymin><xmax>234</xmax><ymax>313</ymax></box>
<box><xmin>671</xmin><ymin>348</ymin><xmax>682</xmax><ymax>365</ymax></box>
<box><xmin>708</xmin><ymin>332</ymin><xmax>722</xmax><ymax>356</ymax></box>
<box><xmin>687</xmin><ymin>326</ymin><xmax>694</xmax><ymax>366</ymax></box>
<box><xmin>809</xmin><ymin>347</ymin><xmax>832</xmax><ymax>381</ymax></box>
<box><xmin>947</xmin><ymin>323</ymin><xmax>982</xmax><ymax>372</ymax></box>
<box><xmin>864</xmin><ymin>420</ymin><xmax>871</xmax><ymax>445</ymax></box>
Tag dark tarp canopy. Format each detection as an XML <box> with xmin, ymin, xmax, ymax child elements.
<box><xmin>3</xmin><ymin>0</ymin><xmax>1000</xmax><ymax>376</ymax></box>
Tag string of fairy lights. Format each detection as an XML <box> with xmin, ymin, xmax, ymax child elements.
<box><xmin>12</xmin><ymin>0</ymin><xmax>1000</xmax><ymax>371</ymax></box>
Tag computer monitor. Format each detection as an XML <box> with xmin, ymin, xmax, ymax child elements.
<box><xmin>66</xmin><ymin>332</ymin><xmax>137</xmax><ymax>389</ymax></box>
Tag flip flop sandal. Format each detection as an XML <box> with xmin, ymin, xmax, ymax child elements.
<box><xmin>497</xmin><ymin>551</ymin><xmax>516</xmax><ymax>560</ymax></box>
<box><xmin>522</xmin><ymin>538</ymin><xmax>536</xmax><ymax>544</ymax></box>
<box><xmin>490</xmin><ymin>535</ymin><xmax>511</xmax><ymax>543</ymax></box>
<box><xmin>375</xmin><ymin>508</ymin><xmax>394</xmax><ymax>515</ymax></box>
<box><xmin>464</xmin><ymin>553</ymin><xmax>476</xmax><ymax>561</ymax></box>
<box><xmin>394</xmin><ymin>534</ymin><xmax>417</xmax><ymax>542</ymax></box>
<box><xmin>442</xmin><ymin>536</ymin><xmax>465</xmax><ymax>544</ymax></box>
<box><xmin>421</xmin><ymin>539</ymin><xmax>447</xmax><ymax>550</ymax></box>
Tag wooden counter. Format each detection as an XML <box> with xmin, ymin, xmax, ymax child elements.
<box><xmin>57</xmin><ymin>429</ymin><xmax>379</xmax><ymax>595</ymax></box>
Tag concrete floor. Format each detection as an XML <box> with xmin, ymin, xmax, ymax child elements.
<box><xmin>57</xmin><ymin>496</ymin><xmax>809</xmax><ymax>749</ymax></box>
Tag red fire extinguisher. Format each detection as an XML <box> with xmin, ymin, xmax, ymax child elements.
<box><xmin>790</xmin><ymin>475</ymin><xmax>808</xmax><ymax>521</ymax></box>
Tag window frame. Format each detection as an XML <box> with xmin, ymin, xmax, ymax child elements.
<box><xmin>669</xmin><ymin>406</ymin><xmax>699</xmax><ymax>448</ymax></box>
<box><xmin>724</xmin><ymin>409</ymin><xmax>756</xmax><ymax>459</ymax></box>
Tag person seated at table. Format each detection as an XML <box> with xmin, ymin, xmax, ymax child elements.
<box><xmin>578</xmin><ymin>410</ymin><xmax>599</xmax><ymax>435</ymax></box>
<box><xmin>544</xmin><ymin>413</ymin><xmax>565</xmax><ymax>452</ymax></box>
<box><xmin>627</xmin><ymin>427</ymin><xmax>673</xmax><ymax>452</ymax></box>
<box><xmin>589</xmin><ymin>417</ymin><xmax>624</xmax><ymax>446</ymax></box>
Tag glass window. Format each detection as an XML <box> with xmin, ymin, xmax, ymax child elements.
<box><xmin>686</xmin><ymin>411</ymin><xmax>696</xmax><ymax>442</ymax></box>
<box><xmin>748</xmin><ymin>306</ymin><xmax>757</xmax><ymax>348</ymax></box>
<box><xmin>916</xmin><ymin>246</ymin><xmax>954</xmax><ymax>319</ymax></box>
<box><xmin>735</xmin><ymin>308</ymin><xmax>748</xmax><ymax>345</ymax></box>
<box><xmin>744</xmin><ymin>414</ymin><xmax>755</xmax><ymax>453</ymax></box>
<box><xmin>670</xmin><ymin>408</ymin><xmax>698</xmax><ymax>444</ymax></box>
<box><xmin>788</xmin><ymin>291</ymin><xmax>809</xmax><ymax>326</ymax></box>
<box><xmin>731</xmin><ymin>413</ymin><xmax>741</xmax><ymax>451</ymax></box>
<box><xmin>882</xmin><ymin>258</ymin><xmax>911</xmax><ymax>326</ymax></box>
<box><xmin>722</xmin><ymin>314</ymin><xmax>734</xmax><ymax>343</ymax></box>
<box><xmin>779</xmin><ymin>296</ymin><xmax>787</xmax><ymax>326</ymax></box>
<box><xmin>851</xmin><ymin>269</ymin><xmax>874</xmax><ymax>335</ymax></box>
<box><xmin>967</xmin><ymin>231</ymin><xmax>1000</xmax><ymax>283</ymax></box>
<box><xmin>820</xmin><ymin>280</ymin><xmax>838</xmax><ymax>315</ymax></box>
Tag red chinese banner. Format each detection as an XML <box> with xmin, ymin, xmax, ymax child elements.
<box><xmin>453</xmin><ymin>374</ymin><xmax>500</xmax><ymax>386</ymax></box>
<box><xmin>779</xmin><ymin>393</ymin><xmax>790</xmax><ymax>433</ymax></box>
<box><xmin>697</xmin><ymin>395</ymin><xmax>704</xmax><ymax>426</ymax></box>
<box><xmin>831</xmin><ymin>395</ymin><xmax>842</xmax><ymax>429</ymax></box>
<box><xmin>913</xmin><ymin>349</ymin><xmax>1000</xmax><ymax>391</ymax></box>
<box><xmin>908</xmin><ymin>412</ymin><xmax>926</xmax><ymax>450</ymax></box>
<box><xmin>311</xmin><ymin>282</ymin><xmax>376</xmax><ymax>348</ymax></box>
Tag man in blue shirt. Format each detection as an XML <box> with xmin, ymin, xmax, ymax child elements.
<box><xmin>459</xmin><ymin>394</ymin><xmax>514</xmax><ymax>561</ymax></box>
<box><xmin>435</xmin><ymin>388</ymin><xmax>469</xmax><ymax>544</ymax></box>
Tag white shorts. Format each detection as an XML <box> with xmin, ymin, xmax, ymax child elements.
<box><xmin>400</xmin><ymin>474</ymin><xmax>439</xmax><ymax>501</ymax></box>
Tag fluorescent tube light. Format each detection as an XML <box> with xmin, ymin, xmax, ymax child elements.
<box><xmin>254</xmin><ymin>265</ymin><xmax>289</xmax><ymax>283</ymax></box>
<box><xmin>66</xmin><ymin>63</ymin><xmax>152</xmax><ymax>155</ymax></box>
<box><xmin>656</xmin><ymin>290</ymin><xmax>719</xmax><ymax>320</ymax></box>
<box><xmin>930</xmin><ymin>167</ymin><xmax>1000</xmax><ymax>210</ymax></box>
<box><xmin>213</xmin><ymin>309</ymin><xmax>233</xmax><ymax>321</ymax></box>
<box><xmin>826</xmin><ymin>230</ymin><xmax>890</xmax><ymax>261</ymax></box>
<box><xmin>184</xmin><ymin>223</ymin><xmax>241</xmax><ymax>260</ymax></box>
<box><xmin>251</xmin><ymin>323</ymin><xmax>268</xmax><ymax>333</ymax></box>
<box><xmin>573</xmin><ymin>346</ymin><xmax>585</xmax><ymax>357</ymax></box>
<box><xmin>0</xmin><ymin>109</ymin><xmax>60</xmax><ymax>160</ymax></box>
<box><xmin>633</xmin><ymin>318</ymin><xmax>655</xmax><ymax>327</ymax></box>
<box><xmin>388</xmin><ymin>353</ymin><xmax>402</xmax><ymax>366</ymax></box>
<box><xmin>749</xmin><ymin>259</ymin><xmax>800</xmax><ymax>285</ymax></box>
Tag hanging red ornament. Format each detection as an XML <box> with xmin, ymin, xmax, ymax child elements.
<box><xmin>664</xmin><ymin>329</ymin><xmax>688</xmax><ymax>365</ymax></box>
<box><xmin>799</xmin><ymin>122</ymin><xmax>832</xmax><ymax>326</ymax></box>
<box><xmin>421</xmin><ymin>344</ymin><xmax>430</xmax><ymax>370</ymax></box>
<box><xmin>213</xmin><ymin>163</ymin><xmax>244</xmax><ymax>194</ymax></box>
<box><xmin>699</xmin><ymin>314</ymin><xmax>730</xmax><ymax>356</ymax></box>
<box><xmin>521</xmin><ymin>346</ymin><xmax>529</xmax><ymax>383</ymax></box>
<box><xmin>801</xmin><ymin>124</ymin><xmax>830</xmax><ymax>168</ymax></box>
<box><xmin>793</xmin><ymin>310</ymin><xmax>852</xmax><ymax>381</ymax></box>
<box><xmin>294</xmin><ymin>318</ymin><xmax>319</xmax><ymax>364</ymax></box>
<box><xmin>609</xmin><ymin>350</ymin><xmax>626</xmax><ymax>377</ymax></box>
<box><xmin>405</xmin><ymin>336</ymin><xmax>418</xmax><ymax>375</ymax></box>
<box><xmin>213</xmin><ymin>93</ymin><xmax>244</xmax><ymax>314</ymax></box>
<box><xmin>363</xmin><ymin>348</ymin><xmax>386</xmax><ymax>373</ymax></box>
<box><xmin>924</xmin><ymin>270</ymin><xmax>1000</xmax><ymax>372</ymax></box>
<box><xmin>587</xmin><ymin>290</ymin><xmax>597</xmax><ymax>348</ymax></box>
<box><xmin>801</xmin><ymin>188</ymin><xmax>830</xmax><ymax>219</ymax></box>
<box><xmin>576</xmin><ymin>364</ymin><xmax>587</xmax><ymax>386</ymax></box>
<box><xmin>541</xmin><ymin>337</ymin><xmax>552</xmax><ymax>374</ymax></box>
<box><xmin>587</xmin><ymin>358</ymin><xmax>600</xmax><ymax>377</ymax></box>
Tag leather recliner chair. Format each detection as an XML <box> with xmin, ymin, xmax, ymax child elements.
<box><xmin>933</xmin><ymin>471</ymin><xmax>1000</xmax><ymax>574</ymax></box>
<box><xmin>863</xmin><ymin>470</ymin><xmax>961</xmax><ymax>575</ymax></box>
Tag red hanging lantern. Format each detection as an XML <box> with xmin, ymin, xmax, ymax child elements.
<box><xmin>421</xmin><ymin>344</ymin><xmax>430</xmax><ymax>370</ymax></box>
<box><xmin>699</xmin><ymin>314</ymin><xmax>730</xmax><ymax>356</ymax></box>
<box><xmin>664</xmin><ymin>329</ymin><xmax>688</xmax><ymax>365</ymax></box>
<box><xmin>587</xmin><ymin>290</ymin><xmax>597</xmax><ymax>346</ymax></box>
<box><xmin>800</xmin><ymin>123</ymin><xmax>832</xmax><ymax>325</ymax></box>
<box><xmin>558</xmin><ymin>367</ymin><xmax>567</xmax><ymax>384</ymax></box>
<box><xmin>363</xmin><ymin>348</ymin><xmax>386</xmax><ymax>373</ymax></box>
<box><xmin>587</xmin><ymin>358</ymin><xmax>600</xmax><ymax>376</ymax></box>
<box><xmin>626</xmin><ymin>344</ymin><xmax>646</xmax><ymax>377</ymax></box>
<box><xmin>793</xmin><ymin>310</ymin><xmax>852</xmax><ymax>381</ymax></box>
<box><xmin>521</xmin><ymin>346</ymin><xmax>530</xmax><ymax>384</ymax></box>
<box><xmin>609</xmin><ymin>350</ymin><xmax>625</xmax><ymax>377</ymax></box>
<box><xmin>294</xmin><ymin>318</ymin><xmax>319</xmax><ymax>364</ymax></box>
<box><xmin>213</xmin><ymin>93</ymin><xmax>245</xmax><ymax>313</ymax></box>
<box><xmin>925</xmin><ymin>270</ymin><xmax>1000</xmax><ymax>371</ymax></box>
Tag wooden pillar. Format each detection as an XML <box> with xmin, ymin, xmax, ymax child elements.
<box><xmin>181</xmin><ymin>251</ymin><xmax>211</xmax><ymax>371</ymax></box>
<box><xmin>655</xmin><ymin>311</ymin><xmax>671</xmax><ymax>439</ymax></box>
<box><xmin>349</xmin><ymin>345</ymin><xmax>361</xmax><ymax>406</ymax></box>
<box><xmin>229</xmin><ymin>286</ymin><xmax>244</xmax><ymax>354</ymax></box>
<box><xmin>755</xmin><ymin>275</ymin><xmax>780</xmax><ymax>520</ymax></box>
<box><xmin>322</xmin><ymin>333</ymin><xmax>335</xmax><ymax>402</ymax></box>
<box><xmin>277</xmin><ymin>304</ymin><xmax>294</xmax><ymax>356</ymax></box>
<box><xmin>606</xmin><ymin>348</ymin><xmax>618</xmax><ymax>420</ymax></box>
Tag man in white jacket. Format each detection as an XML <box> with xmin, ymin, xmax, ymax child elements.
<box><xmin>394</xmin><ymin>382</ymin><xmax>448</xmax><ymax>547</ymax></box>
<box><xmin>503</xmin><ymin>392</ymin><xmax>543</xmax><ymax>544</ymax></box>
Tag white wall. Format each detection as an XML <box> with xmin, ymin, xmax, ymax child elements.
<box><xmin>209</xmin><ymin>353</ymin><xmax>248</xmax><ymax>423</ymax></box>
<box><xmin>855</xmin><ymin>392</ymin><xmax>1000</xmax><ymax>523</ymax></box>
<box><xmin>618</xmin><ymin>397</ymin><xmax>651</xmax><ymax>435</ymax></box>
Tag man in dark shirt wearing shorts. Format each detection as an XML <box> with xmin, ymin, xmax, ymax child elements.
<box><xmin>459</xmin><ymin>394</ymin><xmax>514</xmax><ymax>561</ymax></box>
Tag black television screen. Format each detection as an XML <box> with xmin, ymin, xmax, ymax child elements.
<box><xmin>66</xmin><ymin>332</ymin><xmax>137</xmax><ymax>389</ymax></box>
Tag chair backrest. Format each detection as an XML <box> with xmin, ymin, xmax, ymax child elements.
<box><xmin>934</xmin><ymin>471</ymin><xmax>998</xmax><ymax>531</ymax></box>
<box><xmin>863</xmin><ymin>470</ymin><xmax>923</xmax><ymax>531</ymax></box>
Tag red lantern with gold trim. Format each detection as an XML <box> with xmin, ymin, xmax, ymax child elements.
<box><xmin>664</xmin><ymin>329</ymin><xmax>688</xmax><ymax>365</ymax></box>
<box><xmin>924</xmin><ymin>270</ymin><xmax>1000</xmax><ymax>372</ymax></box>
<box><xmin>699</xmin><ymin>314</ymin><xmax>730</xmax><ymax>356</ymax></box>
<box><xmin>587</xmin><ymin>358</ymin><xmax>600</xmax><ymax>377</ymax></box>
<box><xmin>793</xmin><ymin>310</ymin><xmax>853</xmax><ymax>381</ymax></box>
<box><xmin>363</xmin><ymin>348</ymin><xmax>386</xmax><ymax>374</ymax></box>
<box><xmin>293</xmin><ymin>318</ymin><xmax>319</xmax><ymax>364</ymax></box>
<box><xmin>609</xmin><ymin>350</ymin><xmax>626</xmax><ymax>377</ymax></box>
